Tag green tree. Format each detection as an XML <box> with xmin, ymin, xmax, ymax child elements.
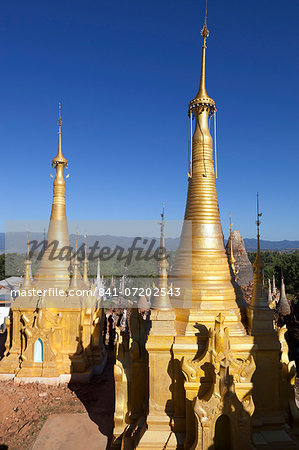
<box><xmin>0</xmin><ymin>254</ymin><xmax>5</xmax><ymax>280</ymax></box>
<box><xmin>248</xmin><ymin>251</ymin><xmax>299</xmax><ymax>296</ymax></box>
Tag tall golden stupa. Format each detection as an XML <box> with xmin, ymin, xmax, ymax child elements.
<box><xmin>112</xmin><ymin>10</ymin><xmax>299</xmax><ymax>450</ymax></box>
<box><xmin>0</xmin><ymin>109</ymin><xmax>105</xmax><ymax>381</ymax></box>
<box><xmin>172</xmin><ymin>14</ymin><xmax>246</xmax><ymax>337</ymax></box>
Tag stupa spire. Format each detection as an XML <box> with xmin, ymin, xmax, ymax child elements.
<box><xmin>172</xmin><ymin>3</ymin><xmax>244</xmax><ymax>335</ymax></box>
<box><xmin>267</xmin><ymin>279</ymin><xmax>273</xmax><ymax>305</ymax></box>
<box><xmin>228</xmin><ymin>213</ymin><xmax>237</xmax><ymax>275</ymax></box>
<box><xmin>273</xmin><ymin>274</ymin><xmax>277</xmax><ymax>297</ymax></box>
<box><xmin>110</xmin><ymin>275</ymin><xmax>115</xmax><ymax>288</ymax></box>
<box><xmin>97</xmin><ymin>258</ymin><xmax>101</xmax><ymax>282</ymax></box>
<box><xmin>96</xmin><ymin>257</ymin><xmax>105</xmax><ymax>299</ymax></box>
<box><xmin>250</xmin><ymin>193</ymin><xmax>266</xmax><ymax>308</ymax></box>
<box><xmin>82</xmin><ymin>234</ymin><xmax>89</xmax><ymax>286</ymax></box>
<box><xmin>253</xmin><ymin>193</ymin><xmax>262</xmax><ymax>273</ymax></box>
<box><xmin>190</xmin><ymin>1</ymin><xmax>215</xmax><ymax>111</ymax></box>
<box><xmin>248</xmin><ymin>194</ymin><xmax>275</xmax><ymax>334</ymax></box>
<box><xmin>70</xmin><ymin>232</ymin><xmax>80</xmax><ymax>289</ymax></box>
<box><xmin>160</xmin><ymin>201</ymin><xmax>165</xmax><ymax>249</ymax></box>
<box><xmin>195</xmin><ymin>5</ymin><xmax>209</xmax><ymax>99</ymax></box>
<box><xmin>52</xmin><ymin>103</ymin><xmax>68</xmax><ymax>168</ymax></box>
<box><xmin>151</xmin><ymin>203</ymin><xmax>172</xmax><ymax>310</ymax></box>
<box><xmin>277</xmin><ymin>272</ymin><xmax>291</xmax><ymax>316</ymax></box>
<box><xmin>34</xmin><ymin>105</ymin><xmax>70</xmax><ymax>289</ymax></box>
<box><xmin>120</xmin><ymin>274</ymin><xmax>125</xmax><ymax>293</ymax></box>
<box><xmin>22</xmin><ymin>230</ymin><xmax>32</xmax><ymax>290</ymax></box>
<box><xmin>50</xmin><ymin>103</ymin><xmax>68</xmax><ymax>222</ymax></box>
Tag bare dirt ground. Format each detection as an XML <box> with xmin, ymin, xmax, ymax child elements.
<box><xmin>0</xmin><ymin>351</ymin><xmax>115</xmax><ymax>450</ymax></box>
<box><xmin>0</xmin><ymin>380</ymin><xmax>85</xmax><ymax>449</ymax></box>
<box><xmin>32</xmin><ymin>413</ymin><xmax>107</xmax><ymax>449</ymax></box>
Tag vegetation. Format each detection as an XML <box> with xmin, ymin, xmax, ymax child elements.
<box><xmin>1</xmin><ymin>250</ymin><xmax>297</xmax><ymax>297</ymax></box>
<box><xmin>248</xmin><ymin>250</ymin><xmax>299</xmax><ymax>296</ymax></box>
<box><xmin>0</xmin><ymin>250</ymin><xmax>177</xmax><ymax>286</ymax></box>
<box><xmin>0</xmin><ymin>254</ymin><xmax>5</xmax><ymax>280</ymax></box>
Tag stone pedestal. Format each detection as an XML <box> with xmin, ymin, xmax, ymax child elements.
<box><xmin>137</xmin><ymin>309</ymin><xmax>183</xmax><ymax>449</ymax></box>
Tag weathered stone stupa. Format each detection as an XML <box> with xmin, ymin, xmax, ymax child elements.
<box><xmin>226</xmin><ymin>230</ymin><xmax>254</xmax><ymax>286</ymax></box>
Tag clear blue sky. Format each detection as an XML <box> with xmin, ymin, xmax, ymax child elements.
<box><xmin>1</xmin><ymin>0</ymin><xmax>298</xmax><ymax>240</ymax></box>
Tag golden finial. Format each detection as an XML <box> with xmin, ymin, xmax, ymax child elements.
<box><xmin>201</xmin><ymin>0</ymin><xmax>209</xmax><ymax>45</ymax></box>
<box><xmin>189</xmin><ymin>0</ymin><xmax>215</xmax><ymax>113</ymax></box>
<box><xmin>83</xmin><ymin>233</ymin><xmax>89</xmax><ymax>286</ymax></box>
<box><xmin>196</xmin><ymin>6</ymin><xmax>209</xmax><ymax>99</ymax></box>
<box><xmin>52</xmin><ymin>103</ymin><xmax>68</xmax><ymax>167</ymax></box>
<box><xmin>49</xmin><ymin>104</ymin><xmax>68</xmax><ymax>222</ymax></box>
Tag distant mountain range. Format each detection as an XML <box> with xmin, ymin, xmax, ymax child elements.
<box><xmin>239</xmin><ymin>239</ymin><xmax>299</xmax><ymax>251</ymax></box>
<box><xmin>0</xmin><ymin>232</ymin><xmax>298</xmax><ymax>253</ymax></box>
<box><xmin>1</xmin><ymin>232</ymin><xmax>180</xmax><ymax>253</ymax></box>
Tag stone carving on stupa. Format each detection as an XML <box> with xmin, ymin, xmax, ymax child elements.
<box><xmin>181</xmin><ymin>313</ymin><xmax>255</xmax><ymax>450</ymax></box>
<box><xmin>226</xmin><ymin>230</ymin><xmax>253</xmax><ymax>287</ymax></box>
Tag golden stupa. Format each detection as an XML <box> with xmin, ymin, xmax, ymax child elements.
<box><xmin>0</xmin><ymin>109</ymin><xmax>106</xmax><ymax>382</ymax></box>
<box><xmin>112</xmin><ymin>11</ymin><xmax>299</xmax><ymax>450</ymax></box>
<box><xmin>0</xmin><ymin>7</ymin><xmax>298</xmax><ymax>449</ymax></box>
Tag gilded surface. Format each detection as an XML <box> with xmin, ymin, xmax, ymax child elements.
<box><xmin>181</xmin><ymin>314</ymin><xmax>255</xmax><ymax>450</ymax></box>
<box><xmin>0</xmin><ymin>112</ymin><xmax>105</xmax><ymax>379</ymax></box>
<box><xmin>120</xmin><ymin>13</ymin><xmax>298</xmax><ymax>450</ymax></box>
<box><xmin>171</xmin><ymin>17</ymin><xmax>246</xmax><ymax>336</ymax></box>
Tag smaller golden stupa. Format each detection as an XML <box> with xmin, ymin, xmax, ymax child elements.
<box><xmin>0</xmin><ymin>107</ymin><xmax>106</xmax><ymax>382</ymax></box>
